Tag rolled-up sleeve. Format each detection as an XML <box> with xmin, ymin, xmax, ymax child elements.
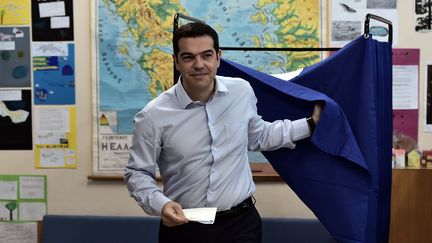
<box><xmin>247</xmin><ymin>87</ymin><xmax>310</xmax><ymax>151</ymax></box>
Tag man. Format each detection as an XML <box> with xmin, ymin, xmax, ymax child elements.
<box><xmin>125</xmin><ymin>22</ymin><xmax>323</xmax><ymax>243</ymax></box>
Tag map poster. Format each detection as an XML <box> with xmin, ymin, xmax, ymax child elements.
<box><xmin>91</xmin><ymin>0</ymin><xmax>325</xmax><ymax>175</ymax></box>
<box><xmin>0</xmin><ymin>89</ymin><xmax>32</xmax><ymax>150</ymax></box>
<box><xmin>0</xmin><ymin>0</ymin><xmax>31</xmax><ymax>25</ymax></box>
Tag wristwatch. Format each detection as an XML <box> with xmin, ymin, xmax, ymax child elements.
<box><xmin>307</xmin><ymin>117</ymin><xmax>315</xmax><ymax>133</ymax></box>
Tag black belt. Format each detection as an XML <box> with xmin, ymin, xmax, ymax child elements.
<box><xmin>216</xmin><ymin>197</ymin><xmax>254</xmax><ymax>218</ymax></box>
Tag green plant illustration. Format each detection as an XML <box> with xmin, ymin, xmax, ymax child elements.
<box><xmin>5</xmin><ymin>201</ymin><xmax>17</xmax><ymax>221</ymax></box>
<box><xmin>0</xmin><ymin>8</ymin><xmax>5</xmax><ymax>25</ymax></box>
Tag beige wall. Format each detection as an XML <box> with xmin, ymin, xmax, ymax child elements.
<box><xmin>0</xmin><ymin>0</ymin><xmax>430</xmax><ymax>218</ymax></box>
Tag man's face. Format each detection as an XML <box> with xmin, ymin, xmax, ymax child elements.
<box><xmin>173</xmin><ymin>35</ymin><xmax>221</xmax><ymax>94</ymax></box>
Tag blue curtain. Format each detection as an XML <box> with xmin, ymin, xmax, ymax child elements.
<box><xmin>217</xmin><ymin>36</ymin><xmax>392</xmax><ymax>243</ymax></box>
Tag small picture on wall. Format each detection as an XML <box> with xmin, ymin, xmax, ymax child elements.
<box><xmin>415</xmin><ymin>0</ymin><xmax>432</xmax><ymax>32</ymax></box>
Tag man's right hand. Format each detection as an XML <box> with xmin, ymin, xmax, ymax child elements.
<box><xmin>161</xmin><ymin>201</ymin><xmax>189</xmax><ymax>227</ymax></box>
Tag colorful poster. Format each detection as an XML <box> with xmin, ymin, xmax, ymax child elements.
<box><xmin>34</xmin><ymin>106</ymin><xmax>77</xmax><ymax>168</ymax></box>
<box><xmin>392</xmin><ymin>49</ymin><xmax>420</xmax><ymax>142</ymax></box>
<box><xmin>0</xmin><ymin>26</ymin><xmax>31</xmax><ymax>88</ymax></box>
<box><xmin>0</xmin><ymin>90</ymin><xmax>32</xmax><ymax>150</ymax></box>
<box><xmin>33</xmin><ymin>43</ymin><xmax>75</xmax><ymax>105</ymax></box>
<box><xmin>0</xmin><ymin>0</ymin><xmax>31</xmax><ymax>25</ymax></box>
<box><xmin>31</xmin><ymin>0</ymin><xmax>74</xmax><ymax>41</ymax></box>
<box><xmin>91</xmin><ymin>0</ymin><xmax>325</xmax><ymax>175</ymax></box>
<box><xmin>0</xmin><ymin>175</ymin><xmax>47</xmax><ymax>222</ymax></box>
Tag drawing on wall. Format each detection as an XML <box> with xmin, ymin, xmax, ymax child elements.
<box><xmin>33</xmin><ymin>43</ymin><xmax>75</xmax><ymax>105</ymax></box>
<box><xmin>0</xmin><ymin>90</ymin><xmax>32</xmax><ymax>150</ymax></box>
<box><xmin>0</xmin><ymin>0</ymin><xmax>31</xmax><ymax>25</ymax></box>
<box><xmin>332</xmin><ymin>21</ymin><xmax>362</xmax><ymax>42</ymax></box>
<box><xmin>31</xmin><ymin>0</ymin><xmax>74</xmax><ymax>41</ymax></box>
<box><xmin>0</xmin><ymin>175</ymin><xmax>47</xmax><ymax>221</ymax></box>
<box><xmin>0</xmin><ymin>27</ymin><xmax>31</xmax><ymax>88</ymax></box>
<box><xmin>415</xmin><ymin>0</ymin><xmax>432</xmax><ymax>32</ymax></box>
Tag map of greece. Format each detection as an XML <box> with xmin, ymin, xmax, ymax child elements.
<box><xmin>93</xmin><ymin>0</ymin><xmax>323</xmax><ymax>172</ymax></box>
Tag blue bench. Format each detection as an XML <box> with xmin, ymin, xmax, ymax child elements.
<box><xmin>41</xmin><ymin>214</ymin><xmax>335</xmax><ymax>243</ymax></box>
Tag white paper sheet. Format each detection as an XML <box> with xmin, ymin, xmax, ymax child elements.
<box><xmin>35</xmin><ymin>131</ymin><xmax>66</xmax><ymax>144</ymax></box>
<box><xmin>0</xmin><ymin>90</ymin><xmax>21</xmax><ymax>101</ymax></box>
<box><xmin>0</xmin><ymin>222</ymin><xmax>37</xmax><ymax>243</ymax></box>
<box><xmin>271</xmin><ymin>68</ymin><xmax>304</xmax><ymax>81</ymax></box>
<box><xmin>32</xmin><ymin>42</ymin><xmax>68</xmax><ymax>57</ymax></box>
<box><xmin>183</xmin><ymin>207</ymin><xmax>217</xmax><ymax>224</ymax></box>
<box><xmin>51</xmin><ymin>16</ymin><xmax>70</xmax><ymax>29</ymax></box>
<box><xmin>19</xmin><ymin>176</ymin><xmax>45</xmax><ymax>199</ymax></box>
<box><xmin>39</xmin><ymin>148</ymin><xmax>65</xmax><ymax>167</ymax></box>
<box><xmin>35</xmin><ymin>108</ymin><xmax>70</xmax><ymax>132</ymax></box>
<box><xmin>0</xmin><ymin>41</ymin><xmax>15</xmax><ymax>50</ymax></box>
<box><xmin>39</xmin><ymin>1</ymin><xmax>66</xmax><ymax>18</ymax></box>
<box><xmin>392</xmin><ymin>65</ymin><xmax>419</xmax><ymax>109</ymax></box>
<box><xmin>0</xmin><ymin>181</ymin><xmax>18</xmax><ymax>200</ymax></box>
<box><xmin>18</xmin><ymin>202</ymin><xmax>46</xmax><ymax>221</ymax></box>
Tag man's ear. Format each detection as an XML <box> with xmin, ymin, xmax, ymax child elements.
<box><xmin>172</xmin><ymin>54</ymin><xmax>179</xmax><ymax>71</ymax></box>
<box><xmin>217</xmin><ymin>49</ymin><xmax>222</xmax><ymax>67</ymax></box>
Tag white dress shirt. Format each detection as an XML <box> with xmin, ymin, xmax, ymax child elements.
<box><xmin>124</xmin><ymin>75</ymin><xmax>310</xmax><ymax>216</ymax></box>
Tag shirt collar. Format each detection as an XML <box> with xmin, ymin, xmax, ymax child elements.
<box><xmin>175</xmin><ymin>76</ymin><xmax>229</xmax><ymax>109</ymax></box>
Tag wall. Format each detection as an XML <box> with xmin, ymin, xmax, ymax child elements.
<box><xmin>0</xmin><ymin>0</ymin><xmax>430</xmax><ymax>219</ymax></box>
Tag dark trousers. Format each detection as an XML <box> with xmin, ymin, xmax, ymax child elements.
<box><xmin>159</xmin><ymin>205</ymin><xmax>262</xmax><ymax>243</ymax></box>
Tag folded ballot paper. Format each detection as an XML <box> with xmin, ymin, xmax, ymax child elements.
<box><xmin>183</xmin><ymin>207</ymin><xmax>217</xmax><ymax>224</ymax></box>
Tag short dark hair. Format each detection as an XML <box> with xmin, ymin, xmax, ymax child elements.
<box><xmin>172</xmin><ymin>22</ymin><xmax>219</xmax><ymax>58</ymax></box>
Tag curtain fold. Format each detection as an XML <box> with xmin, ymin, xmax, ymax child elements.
<box><xmin>217</xmin><ymin>35</ymin><xmax>392</xmax><ymax>243</ymax></box>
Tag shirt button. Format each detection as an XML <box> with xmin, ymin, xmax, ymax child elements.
<box><xmin>213</xmin><ymin>147</ymin><xmax>217</xmax><ymax>151</ymax></box>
